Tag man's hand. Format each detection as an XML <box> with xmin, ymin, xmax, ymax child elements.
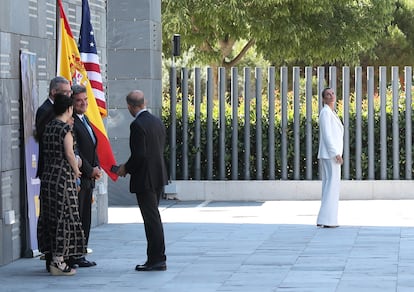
<box><xmin>92</xmin><ymin>166</ymin><xmax>103</xmax><ymax>180</ymax></box>
<box><xmin>76</xmin><ymin>155</ymin><xmax>82</xmax><ymax>168</ymax></box>
<box><xmin>117</xmin><ymin>164</ymin><xmax>127</xmax><ymax>177</ymax></box>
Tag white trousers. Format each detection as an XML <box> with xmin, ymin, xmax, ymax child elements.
<box><xmin>317</xmin><ymin>158</ymin><xmax>341</xmax><ymax>226</ymax></box>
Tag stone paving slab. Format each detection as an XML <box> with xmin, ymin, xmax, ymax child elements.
<box><xmin>1</xmin><ymin>200</ymin><xmax>414</xmax><ymax>291</ymax></box>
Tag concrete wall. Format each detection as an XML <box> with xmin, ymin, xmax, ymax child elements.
<box><xmin>0</xmin><ymin>0</ymin><xmax>58</xmax><ymax>266</ymax></box>
<box><xmin>0</xmin><ymin>0</ymin><xmax>109</xmax><ymax>266</ymax></box>
<box><xmin>166</xmin><ymin>180</ymin><xmax>414</xmax><ymax>201</ymax></box>
<box><xmin>106</xmin><ymin>0</ymin><xmax>162</xmax><ymax>206</ymax></box>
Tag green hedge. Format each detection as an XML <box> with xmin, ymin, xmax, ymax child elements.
<box><xmin>162</xmin><ymin>92</ymin><xmax>413</xmax><ymax>180</ymax></box>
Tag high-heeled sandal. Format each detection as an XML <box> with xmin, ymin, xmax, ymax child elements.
<box><xmin>49</xmin><ymin>262</ymin><xmax>76</xmax><ymax>276</ymax></box>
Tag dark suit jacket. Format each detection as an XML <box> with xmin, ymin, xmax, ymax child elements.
<box><xmin>73</xmin><ymin>115</ymin><xmax>99</xmax><ymax>189</ymax></box>
<box><xmin>35</xmin><ymin>98</ymin><xmax>54</xmax><ymax>178</ymax></box>
<box><xmin>125</xmin><ymin>110</ymin><xmax>168</xmax><ymax>193</ymax></box>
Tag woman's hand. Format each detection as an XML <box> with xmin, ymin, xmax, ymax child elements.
<box><xmin>74</xmin><ymin>168</ymin><xmax>82</xmax><ymax>178</ymax></box>
<box><xmin>76</xmin><ymin>155</ymin><xmax>82</xmax><ymax>168</ymax></box>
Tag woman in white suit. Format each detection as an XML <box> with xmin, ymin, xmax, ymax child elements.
<box><xmin>317</xmin><ymin>88</ymin><xmax>344</xmax><ymax>228</ymax></box>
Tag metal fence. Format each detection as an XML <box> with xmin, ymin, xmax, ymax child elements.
<box><xmin>168</xmin><ymin>66</ymin><xmax>413</xmax><ymax>181</ymax></box>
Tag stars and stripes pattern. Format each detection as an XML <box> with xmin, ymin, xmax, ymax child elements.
<box><xmin>78</xmin><ymin>0</ymin><xmax>107</xmax><ymax>117</ymax></box>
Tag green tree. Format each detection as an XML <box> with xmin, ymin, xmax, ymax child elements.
<box><xmin>361</xmin><ymin>0</ymin><xmax>414</xmax><ymax>68</ymax></box>
<box><xmin>162</xmin><ymin>0</ymin><xmax>394</xmax><ymax>68</ymax></box>
<box><xmin>256</xmin><ymin>1</ymin><xmax>394</xmax><ymax>66</ymax></box>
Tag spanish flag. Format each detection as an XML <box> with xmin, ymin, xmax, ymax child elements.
<box><xmin>57</xmin><ymin>0</ymin><xmax>118</xmax><ymax>181</ymax></box>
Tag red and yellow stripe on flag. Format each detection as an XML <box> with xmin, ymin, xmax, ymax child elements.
<box><xmin>57</xmin><ymin>0</ymin><xmax>118</xmax><ymax>181</ymax></box>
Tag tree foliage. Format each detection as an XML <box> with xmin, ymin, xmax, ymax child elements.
<box><xmin>361</xmin><ymin>0</ymin><xmax>414</xmax><ymax>67</ymax></box>
<box><xmin>161</xmin><ymin>0</ymin><xmax>395</xmax><ymax>68</ymax></box>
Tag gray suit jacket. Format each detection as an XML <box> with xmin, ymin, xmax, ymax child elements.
<box><xmin>73</xmin><ymin>115</ymin><xmax>99</xmax><ymax>189</ymax></box>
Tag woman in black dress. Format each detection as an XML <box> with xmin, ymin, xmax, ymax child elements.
<box><xmin>37</xmin><ymin>93</ymin><xmax>86</xmax><ymax>276</ymax></box>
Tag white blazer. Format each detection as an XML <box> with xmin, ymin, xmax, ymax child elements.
<box><xmin>318</xmin><ymin>104</ymin><xmax>344</xmax><ymax>159</ymax></box>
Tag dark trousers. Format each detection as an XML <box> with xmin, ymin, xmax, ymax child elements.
<box><xmin>78</xmin><ymin>185</ymin><xmax>93</xmax><ymax>246</ymax></box>
<box><xmin>135</xmin><ymin>188</ymin><xmax>166</xmax><ymax>264</ymax></box>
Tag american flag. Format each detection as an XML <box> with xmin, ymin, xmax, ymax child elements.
<box><xmin>78</xmin><ymin>0</ymin><xmax>107</xmax><ymax>117</ymax></box>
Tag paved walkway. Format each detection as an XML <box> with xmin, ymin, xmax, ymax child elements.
<box><xmin>1</xmin><ymin>200</ymin><xmax>414</xmax><ymax>291</ymax></box>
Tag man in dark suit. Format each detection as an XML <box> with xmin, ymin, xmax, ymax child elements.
<box><xmin>117</xmin><ymin>90</ymin><xmax>168</xmax><ymax>271</ymax></box>
<box><xmin>69</xmin><ymin>84</ymin><xmax>102</xmax><ymax>268</ymax></box>
<box><xmin>35</xmin><ymin>76</ymin><xmax>72</xmax><ymax>178</ymax></box>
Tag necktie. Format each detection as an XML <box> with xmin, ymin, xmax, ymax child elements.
<box><xmin>82</xmin><ymin>116</ymin><xmax>96</xmax><ymax>145</ymax></box>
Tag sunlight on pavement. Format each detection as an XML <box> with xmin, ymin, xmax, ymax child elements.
<box><xmin>108</xmin><ymin>200</ymin><xmax>414</xmax><ymax>227</ymax></box>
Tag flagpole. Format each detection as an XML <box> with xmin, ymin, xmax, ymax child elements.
<box><xmin>57</xmin><ymin>0</ymin><xmax>118</xmax><ymax>181</ymax></box>
<box><xmin>56</xmin><ymin>0</ymin><xmax>59</xmax><ymax>74</ymax></box>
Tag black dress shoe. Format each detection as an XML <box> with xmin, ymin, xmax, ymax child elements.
<box><xmin>135</xmin><ymin>261</ymin><xmax>167</xmax><ymax>271</ymax></box>
<box><xmin>76</xmin><ymin>257</ymin><xmax>97</xmax><ymax>267</ymax></box>
<box><xmin>68</xmin><ymin>257</ymin><xmax>96</xmax><ymax>268</ymax></box>
<box><xmin>44</xmin><ymin>253</ymin><xmax>52</xmax><ymax>272</ymax></box>
<box><xmin>317</xmin><ymin>224</ymin><xmax>339</xmax><ymax>228</ymax></box>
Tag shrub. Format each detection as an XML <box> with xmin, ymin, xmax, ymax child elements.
<box><xmin>162</xmin><ymin>90</ymin><xmax>414</xmax><ymax>180</ymax></box>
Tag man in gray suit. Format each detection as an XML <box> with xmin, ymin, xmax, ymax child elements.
<box><xmin>117</xmin><ymin>90</ymin><xmax>168</xmax><ymax>271</ymax></box>
<box><xmin>35</xmin><ymin>76</ymin><xmax>72</xmax><ymax>178</ymax></box>
<box><xmin>69</xmin><ymin>84</ymin><xmax>102</xmax><ymax>268</ymax></box>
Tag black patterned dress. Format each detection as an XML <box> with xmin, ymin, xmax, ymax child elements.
<box><xmin>37</xmin><ymin>119</ymin><xmax>86</xmax><ymax>258</ymax></box>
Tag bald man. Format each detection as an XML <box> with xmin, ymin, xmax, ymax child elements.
<box><xmin>118</xmin><ymin>90</ymin><xmax>168</xmax><ymax>271</ymax></box>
